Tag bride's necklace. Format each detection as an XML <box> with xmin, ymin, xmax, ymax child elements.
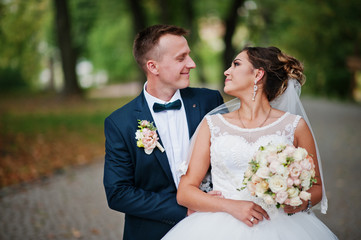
<box><xmin>237</xmin><ymin>107</ymin><xmax>272</xmax><ymax>129</ymax></box>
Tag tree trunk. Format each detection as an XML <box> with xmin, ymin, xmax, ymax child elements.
<box><xmin>53</xmin><ymin>0</ymin><xmax>82</xmax><ymax>97</ymax></box>
<box><xmin>125</xmin><ymin>0</ymin><xmax>147</xmax><ymax>83</ymax></box>
<box><xmin>222</xmin><ymin>0</ymin><xmax>245</xmax><ymax>85</ymax></box>
<box><xmin>183</xmin><ymin>0</ymin><xmax>206</xmax><ymax>84</ymax></box>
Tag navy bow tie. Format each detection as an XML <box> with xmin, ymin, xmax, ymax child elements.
<box><xmin>153</xmin><ymin>99</ymin><xmax>182</xmax><ymax>113</ymax></box>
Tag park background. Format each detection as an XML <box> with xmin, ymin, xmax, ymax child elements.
<box><xmin>0</xmin><ymin>0</ymin><xmax>361</xmax><ymax>239</ymax></box>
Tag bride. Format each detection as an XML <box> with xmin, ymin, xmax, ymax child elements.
<box><xmin>162</xmin><ymin>47</ymin><xmax>338</xmax><ymax>239</ymax></box>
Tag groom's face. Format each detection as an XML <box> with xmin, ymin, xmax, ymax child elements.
<box><xmin>155</xmin><ymin>34</ymin><xmax>196</xmax><ymax>91</ymax></box>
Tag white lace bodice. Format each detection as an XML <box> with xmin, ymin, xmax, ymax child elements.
<box><xmin>206</xmin><ymin>112</ymin><xmax>301</xmax><ymax>216</ymax></box>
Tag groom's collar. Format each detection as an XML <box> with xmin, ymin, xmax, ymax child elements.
<box><xmin>143</xmin><ymin>81</ymin><xmax>182</xmax><ymax>106</ymax></box>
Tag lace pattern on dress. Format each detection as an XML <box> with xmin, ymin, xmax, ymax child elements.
<box><xmin>205</xmin><ymin>112</ymin><xmax>302</xmax><ymax>218</ymax></box>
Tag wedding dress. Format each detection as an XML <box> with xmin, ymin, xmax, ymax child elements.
<box><xmin>162</xmin><ymin>112</ymin><xmax>338</xmax><ymax>240</ymax></box>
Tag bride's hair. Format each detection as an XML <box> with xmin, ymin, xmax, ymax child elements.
<box><xmin>243</xmin><ymin>46</ymin><xmax>305</xmax><ymax>101</ymax></box>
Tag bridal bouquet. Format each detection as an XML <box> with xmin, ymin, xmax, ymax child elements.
<box><xmin>241</xmin><ymin>143</ymin><xmax>317</xmax><ymax>208</ymax></box>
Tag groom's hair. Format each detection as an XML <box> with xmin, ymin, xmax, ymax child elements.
<box><xmin>133</xmin><ymin>24</ymin><xmax>189</xmax><ymax>72</ymax></box>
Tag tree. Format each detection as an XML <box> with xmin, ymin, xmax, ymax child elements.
<box><xmin>222</xmin><ymin>0</ymin><xmax>245</xmax><ymax>75</ymax></box>
<box><xmin>53</xmin><ymin>0</ymin><xmax>81</xmax><ymax>97</ymax></box>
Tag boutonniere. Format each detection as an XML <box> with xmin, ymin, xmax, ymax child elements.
<box><xmin>135</xmin><ymin>120</ymin><xmax>165</xmax><ymax>155</ymax></box>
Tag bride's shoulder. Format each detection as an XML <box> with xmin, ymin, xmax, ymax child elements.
<box><xmin>272</xmin><ymin>108</ymin><xmax>286</xmax><ymax>117</ymax></box>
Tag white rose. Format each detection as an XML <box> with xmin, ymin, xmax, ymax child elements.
<box><xmin>301</xmin><ymin>178</ymin><xmax>311</xmax><ymax>191</ymax></box>
<box><xmin>299</xmin><ymin>191</ymin><xmax>311</xmax><ymax>201</ymax></box>
<box><xmin>287</xmin><ymin>187</ymin><xmax>300</xmax><ymax>198</ymax></box>
<box><xmin>263</xmin><ymin>194</ymin><xmax>276</xmax><ymax>205</ymax></box>
<box><xmin>265</xmin><ymin>144</ymin><xmax>278</xmax><ymax>154</ymax></box>
<box><xmin>268</xmin><ymin>175</ymin><xmax>287</xmax><ymax>193</ymax></box>
<box><xmin>289</xmin><ymin>196</ymin><xmax>303</xmax><ymax>206</ymax></box>
<box><xmin>135</xmin><ymin>130</ymin><xmax>143</xmax><ymax>140</ymax></box>
<box><xmin>300</xmin><ymin>170</ymin><xmax>311</xmax><ymax>181</ymax></box>
<box><xmin>276</xmin><ymin>164</ymin><xmax>287</xmax><ymax>176</ymax></box>
<box><xmin>277</xmin><ymin>152</ymin><xmax>288</xmax><ymax>164</ymax></box>
<box><xmin>257</xmin><ymin>152</ymin><xmax>268</xmax><ymax>167</ymax></box>
<box><xmin>293</xmin><ymin>148</ymin><xmax>308</xmax><ymax>162</ymax></box>
<box><xmin>255</xmin><ymin>180</ymin><xmax>269</xmax><ymax>197</ymax></box>
<box><xmin>256</xmin><ymin>167</ymin><xmax>271</xmax><ymax>179</ymax></box>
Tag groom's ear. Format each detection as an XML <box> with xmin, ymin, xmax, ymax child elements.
<box><xmin>146</xmin><ymin>60</ymin><xmax>159</xmax><ymax>75</ymax></box>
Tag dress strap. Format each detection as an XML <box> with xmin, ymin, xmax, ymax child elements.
<box><xmin>290</xmin><ymin>115</ymin><xmax>302</xmax><ymax>143</ymax></box>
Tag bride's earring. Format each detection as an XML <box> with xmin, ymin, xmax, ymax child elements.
<box><xmin>252</xmin><ymin>81</ymin><xmax>258</xmax><ymax>101</ymax></box>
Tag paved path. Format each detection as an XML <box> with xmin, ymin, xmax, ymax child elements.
<box><xmin>0</xmin><ymin>97</ymin><xmax>360</xmax><ymax>240</ymax></box>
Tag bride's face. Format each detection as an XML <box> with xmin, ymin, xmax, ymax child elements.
<box><xmin>223</xmin><ymin>51</ymin><xmax>257</xmax><ymax>97</ymax></box>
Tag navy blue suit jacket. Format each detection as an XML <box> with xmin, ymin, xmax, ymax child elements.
<box><xmin>103</xmin><ymin>87</ymin><xmax>223</xmax><ymax>240</ymax></box>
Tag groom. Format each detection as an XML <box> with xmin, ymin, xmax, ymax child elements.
<box><xmin>103</xmin><ymin>24</ymin><xmax>223</xmax><ymax>240</ymax></box>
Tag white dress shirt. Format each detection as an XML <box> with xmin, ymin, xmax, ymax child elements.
<box><xmin>143</xmin><ymin>83</ymin><xmax>190</xmax><ymax>188</ymax></box>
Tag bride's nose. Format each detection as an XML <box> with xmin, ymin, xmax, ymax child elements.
<box><xmin>224</xmin><ymin>67</ymin><xmax>231</xmax><ymax>76</ymax></box>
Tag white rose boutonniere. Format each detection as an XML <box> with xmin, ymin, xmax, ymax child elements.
<box><xmin>135</xmin><ymin>120</ymin><xmax>165</xmax><ymax>155</ymax></box>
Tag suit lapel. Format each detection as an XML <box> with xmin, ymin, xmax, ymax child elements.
<box><xmin>180</xmin><ymin>88</ymin><xmax>202</xmax><ymax>138</ymax></box>
<box><xmin>134</xmin><ymin>91</ymin><xmax>174</xmax><ymax>183</ymax></box>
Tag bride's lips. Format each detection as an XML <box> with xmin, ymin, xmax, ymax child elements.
<box><xmin>225</xmin><ymin>78</ymin><xmax>231</xmax><ymax>84</ymax></box>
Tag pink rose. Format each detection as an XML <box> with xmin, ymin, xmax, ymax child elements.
<box><xmin>300</xmin><ymin>159</ymin><xmax>312</xmax><ymax>171</ymax></box>
<box><xmin>247</xmin><ymin>182</ymin><xmax>256</xmax><ymax>195</ymax></box>
<box><xmin>276</xmin><ymin>191</ymin><xmax>288</xmax><ymax>204</ymax></box>
<box><xmin>289</xmin><ymin>163</ymin><xmax>302</xmax><ymax>178</ymax></box>
<box><xmin>140</xmin><ymin>120</ymin><xmax>149</xmax><ymax>127</ymax></box>
<box><xmin>251</xmin><ymin>174</ymin><xmax>262</xmax><ymax>184</ymax></box>
<box><xmin>256</xmin><ymin>167</ymin><xmax>271</xmax><ymax>179</ymax></box>
<box><xmin>141</xmin><ymin>129</ymin><xmax>158</xmax><ymax>150</ymax></box>
<box><xmin>266</xmin><ymin>152</ymin><xmax>278</xmax><ymax>163</ymax></box>
<box><xmin>283</xmin><ymin>145</ymin><xmax>296</xmax><ymax>156</ymax></box>
<box><xmin>293</xmin><ymin>178</ymin><xmax>301</xmax><ymax>186</ymax></box>
<box><xmin>269</xmin><ymin>160</ymin><xmax>282</xmax><ymax>174</ymax></box>
<box><xmin>287</xmin><ymin>178</ymin><xmax>294</xmax><ymax>187</ymax></box>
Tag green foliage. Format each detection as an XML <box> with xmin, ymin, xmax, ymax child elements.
<box><xmin>0</xmin><ymin>0</ymin><xmax>359</xmax><ymax>99</ymax></box>
<box><xmin>0</xmin><ymin>0</ymin><xmax>50</xmax><ymax>89</ymax></box>
<box><xmin>87</xmin><ymin>10</ymin><xmax>138</xmax><ymax>82</ymax></box>
<box><xmin>0</xmin><ymin>67</ymin><xmax>28</xmax><ymax>92</ymax></box>
<box><xmin>248</xmin><ymin>0</ymin><xmax>361</xmax><ymax>99</ymax></box>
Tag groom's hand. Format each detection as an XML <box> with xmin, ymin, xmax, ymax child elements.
<box><xmin>186</xmin><ymin>190</ymin><xmax>224</xmax><ymax>216</ymax></box>
<box><xmin>207</xmin><ymin>190</ymin><xmax>224</xmax><ymax>198</ymax></box>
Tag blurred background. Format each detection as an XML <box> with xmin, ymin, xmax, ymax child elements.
<box><xmin>0</xmin><ymin>0</ymin><xmax>360</xmax><ymax>239</ymax></box>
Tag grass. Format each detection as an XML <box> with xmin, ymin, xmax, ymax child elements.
<box><xmin>0</xmin><ymin>93</ymin><xmax>134</xmax><ymax>188</ymax></box>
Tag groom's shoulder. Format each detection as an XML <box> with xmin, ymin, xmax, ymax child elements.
<box><xmin>107</xmin><ymin>95</ymin><xmax>141</xmax><ymax>120</ymax></box>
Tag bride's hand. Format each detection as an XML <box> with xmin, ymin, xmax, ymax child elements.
<box><xmin>225</xmin><ymin>200</ymin><xmax>270</xmax><ymax>227</ymax></box>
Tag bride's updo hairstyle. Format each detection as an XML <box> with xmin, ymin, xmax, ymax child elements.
<box><xmin>243</xmin><ymin>46</ymin><xmax>305</xmax><ymax>101</ymax></box>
